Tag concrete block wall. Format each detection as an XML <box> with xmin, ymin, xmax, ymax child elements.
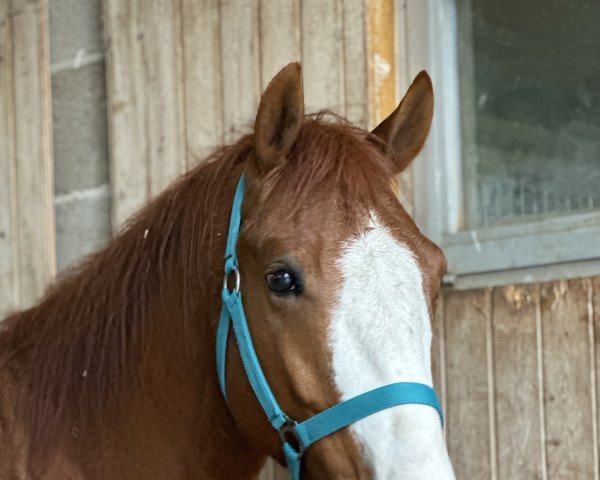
<box><xmin>49</xmin><ymin>0</ymin><xmax>111</xmax><ymax>272</ymax></box>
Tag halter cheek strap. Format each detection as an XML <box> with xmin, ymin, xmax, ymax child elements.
<box><xmin>216</xmin><ymin>174</ymin><xmax>443</xmax><ymax>480</ymax></box>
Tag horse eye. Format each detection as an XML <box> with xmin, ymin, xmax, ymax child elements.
<box><xmin>266</xmin><ymin>269</ymin><xmax>297</xmax><ymax>294</ymax></box>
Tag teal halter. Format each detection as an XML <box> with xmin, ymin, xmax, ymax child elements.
<box><xmin>216</xmin><ymin>174</ymin><xmax>443</xmax><ymax>479</ymax></box>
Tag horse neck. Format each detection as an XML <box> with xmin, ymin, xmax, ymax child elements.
<box><xmin>0</xmin><ymin>162</ymin><xmax>266</xmax><ymax>479</ymax></box>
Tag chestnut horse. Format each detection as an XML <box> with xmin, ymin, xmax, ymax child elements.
<box><xmin>0</xmin><ymin>63</ymin><xmax>455</xmax><ymax>479</ymax></box>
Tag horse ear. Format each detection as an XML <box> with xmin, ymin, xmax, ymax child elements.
<box><xmin>370</xmin><ymin>71</ymin><xmax>434</xmax><ymax>173</ymax></box>
<box><xmin>252</xmin><ymin>62</ymin><xmax>304</xmax><ymax>175</ymax></box>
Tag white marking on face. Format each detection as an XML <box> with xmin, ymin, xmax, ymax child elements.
<box><xmin>329</xmin><ymin>215</ymin><xmax>455</xmax><ymax>479</ymax></box>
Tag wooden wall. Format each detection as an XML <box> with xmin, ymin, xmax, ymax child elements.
<box><xmin>0</xmin><ymin>0</ymin><xmax>55</xmax><ymax>318</ymax></box>
<box><xmin>433</xmin><ymin>279</ymin><xmax>600</xmax><ymax>480</ymax></box>
<box><xmin>103</xmin><ymin>0</ymin><xmax>369</xmax><ymax>229</ymax></box>
<box><xmin>1</xmin><ymin>0</ymin><xmax>596</xmax><ymax>478</ymax></box>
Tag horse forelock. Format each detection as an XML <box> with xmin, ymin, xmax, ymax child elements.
<box><xmin>253</xmin><ymin>114</ymin><xmax>396</xmax><ymax>228</ymax></box>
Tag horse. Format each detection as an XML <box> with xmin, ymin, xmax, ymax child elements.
<box><xmin>0</xmin><ymin>62</ymin><xmax>455</xmax><ymax>479</ymax></box>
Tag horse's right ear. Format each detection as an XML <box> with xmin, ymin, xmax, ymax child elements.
<box><xmin>252</xmin><ymin>62</ymin><xmax>304</xmax><ymax>175</ymax></box>
<box><xmin>369</xmin><ymin>71</ymin><xmax>434</xmax><ymax>173</ymax></box>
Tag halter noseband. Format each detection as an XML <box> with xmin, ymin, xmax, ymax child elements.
<box><xmin>216</xmin><ymin>175</ymin><xmax>443</xmax><ymax>479</ymax></box>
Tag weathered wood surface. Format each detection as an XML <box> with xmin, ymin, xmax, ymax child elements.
<box><xmin>541</xmin><ymin>279</ymin><xmax>595</xmax><ymax>479</ymax></box>
<box><xmin>220</xmin><ymin>0</ymin><xmax>259</xmax><ymax>144</ymax></box>
<box><xmin>493</xmin><ymin>285</ymin><xmax>543</xmax><ymax>480</ymax></box>
<box><xmin>594</xmin><ymin>277</ymin><xmax>600</xmax><ymax>480</ymax></box>
<box><xmin>180</xmin><ymin>0</ymin><xmax>223</xmax><ymax>166</ymax></box>
<box><xmin>301</xmin><ymin>0</ymin><xmax>344</xmax><ymax>115</ymax></box>
<box><xmin>0</xmin><ymin>0</ymin><xmax>55</xmax><ymax>316</ymax></box>
<box><xmin>0</xmin><ymin>0</ymin><xmax>16</xmax><ymax>316</ymax></box>
<box><xmin>436</xmin><ymin>280</ymin><xmax>600</xmax><ymax>479</ymax></box>
<box><xmin>366</xmin><ymin>0</ymin><xmax>396</xmax><ymax>129</ymax></box>
<box><xmin>342</xmin><ymin>0</ymin><xmax>368</xmax><ymax>128</ymax></box>
<box><xmin>443</xmin><ymin>288</ymin><xmax>492</xmax><ymax>480</ymax></box>
<box><xmin>103</xmin><ymin>0</ymin><xmax>186</xmax><ymax>228</ymax></box>
<box><xmin>259</xmin><ymin>0</ymin><xmax>299</xmax><ymax>92</ymax></box>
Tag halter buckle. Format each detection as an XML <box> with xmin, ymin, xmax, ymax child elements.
<box><xmin>223</xmin><ymin>265</ymin><xmax>241</xmax><ymax>294</ymax></box>
<box><xmin>278</xmin><ymin>417</ymin><xmax>305</xmax><ymax>456</ymax></box>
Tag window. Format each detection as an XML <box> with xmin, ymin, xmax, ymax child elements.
<box><xmin>410</xmin><ymin>0</ymin><xmax>600</xmax><ymax>287</ymax></box>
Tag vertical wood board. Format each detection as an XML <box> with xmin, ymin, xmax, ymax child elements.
<box><xmin>143</xmin><ymin>0</ymin><xmax>186</xmax><ymax>195</ymax></box>
<box><xmin>219</xmin><ymin>0</ymin><xmax>260</xmax><ymax>144</ymax></box>
<box><xmin>541</xmin><ymin>279</ymin><xmax>595</xmax><ymax>479</ymax></box>
<box><xmin>104</xmin><ymin>0</ymin><xmax>149</xmax><ymax>227</ymax></box>
<box><xmin>443</xmin><ymin>288</ymin><xmax>492</xmax><ymax>480</ymax></box>
<box><xmin>342</xmin><ymin>0</ymin><xmax>368</xmax><ymax>127</ymax></box>
<box><xmin>0</xmin><ymin>0</ymin><xmax>55</xmax><ymax>314</ymax></box>
<box><xmin>258</xmin><ymin>0</ymin><xmax>299</xmax><ymax>91</ymax></box>
<box><xmin>493</xmin><ymin>285</ymin><xmax>543</xmax><ymax>480</ymax></box>
<box><xmin>180</xmin><ymin>0</ymin><xmax>223</xmax><ymax>165</ymax></box>
<box><xmin>104</xmin><ymin>0</ymin><xmax>185</xmax><ymax>229</ymax></box>
<box><xmin>0</xmin><ymin>0</ymin><xmax>17</xmax><ymax>316</ymax></box>
<box><xmin>301</xmin><ymin>0</ymin><xmax>344</xmax><ymax>114</ymax></box>
<box><xmin>593</xmin><ymin>276</ymin><xmax>600</xmax><ymax>480</ymax></box>
<box><xmin>366</xmin><ymin>0</ymin><xmax>396</xmax><ymax>128</ymax></box>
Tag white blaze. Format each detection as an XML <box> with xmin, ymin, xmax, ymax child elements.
<box><xmin>329</xmin><ymin>216</ymin><xmax>455</xmax><ymax>479</ymax></box>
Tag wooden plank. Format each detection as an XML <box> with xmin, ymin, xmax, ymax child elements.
<box><xmin>104</xmin><ymin>0</ymin><xmax>185</xmax><ymax>228</ymax></box>
<box><xmin>258</xmin><ymin>0</ymin><xmax>299</xmax><ymax>91</ymax></box>
<box><xmin>180</xmin><ymin>0</ymin><xmax>223</xmax><ymax>165</ymax></box>
<box><xmin>541</xmin><ymin>279</ymin><xmax>595</xmax><ymax>478</ymax></box>
<box><xmin>493</xmin><ymin>285</ymin><xmax>543</xmax><ymax>479</ymax></box>
<box><xmin>9</xmin><ymin>0</ymin><xmax>55</xmax><ymax>309</ymax></box>
<box><xmin>366</xmin><ymin>0</ymin><xmax>396</xmax><ymax>128</ymax></box>
<box><xmin>594</xmin><ymin>276</ymin><xmax>600</xmax><ymax>480</ymax></box>
<box><xmin>104</xmin><ymin>0</ymin><xmax>148</xmax><ymax>228</ymax></box>
<box><xmin>443</xmin><ymin>288</ymin><xmax>492</xmax><ymax>480</ymax></box>
<box><xmin>0</xmin><ymin>0</ymin><xmax>17</xmax><ymax>316</ymax></box>
<box><xmin>143</xmin><ymin>0</ymin><xmax>185</xmax><ymax>194</ymax></box>
<box><xmin>342</xmin><ymin>0</ymin><xmax>367</xmax><ymax>127</ymax></box>
<box><xmin>219</xmin><ymin>0</ymin><xmax>260</xmax><ymax>144</ymax></box>
<box><xmin>301</xmin><ymin>0</ymin><xmax>344</xmax><ymax>114</ymax></box>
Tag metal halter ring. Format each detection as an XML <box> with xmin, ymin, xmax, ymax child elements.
<box><xmin>278</xmin><ymin>418</ymin><xmax>305</xmax><ymax>457</ymax></box>
<box><xmin>223</xmin><ymin>265</ymin><xmax>241</xmax><ymax>294</ymax></box>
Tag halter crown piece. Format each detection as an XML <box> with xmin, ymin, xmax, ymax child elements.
<box><xmin>216</xmin><ymin>175</ymin><xmax>444</xmax><ymax>479</ymax></box>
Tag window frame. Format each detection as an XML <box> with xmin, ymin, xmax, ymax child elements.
<box><xmin>401</xmin><ymin>0</ymin><xmax>600</xmax><ymax>287</ymax></box>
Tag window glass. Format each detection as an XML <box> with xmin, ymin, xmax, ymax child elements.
<box><xmin>458</xmin><ymin>0</ymin><xmax>600</xmax><ymax>228</ymax></box>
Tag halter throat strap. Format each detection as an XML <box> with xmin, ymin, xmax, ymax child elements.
<box><xmin>216</xmin><ymin>174</ymin><xmax>443</xmax><ymax>479</ymax></box>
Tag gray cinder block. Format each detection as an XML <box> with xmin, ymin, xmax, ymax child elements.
<box><xmin>54</xmin><ymin>185</ymin><xmax>111</xmax><ymax>272</ymax></box>
<box><xmin>52</xmin><ymin>60</ymin><xmax>109</xmax><ymax>195</ymax></box>
<box><xmin>49</xmin><ymin>0</ymin><xmax>104</xmax><ymax>64</ymax></box>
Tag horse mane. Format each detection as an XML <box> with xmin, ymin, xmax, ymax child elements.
<box><xmin>0</xmin><ymin>135</ymin><xmax>251</xmax><ymax>468</ymax></box>
<box><xmin>0</xmin><ymin>113</ymin><xmax>393</xmax><ymax>470</ymax></box>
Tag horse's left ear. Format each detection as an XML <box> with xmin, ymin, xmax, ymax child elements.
<box><xmin>370</xmin><ymin>71</ymin><xmax>434</xmax><ymax>173</ymax></box>
<box><xmin>252</xmin><ymin>62</ymin><xmax>304</xmax><ymax>175</ymax></box>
